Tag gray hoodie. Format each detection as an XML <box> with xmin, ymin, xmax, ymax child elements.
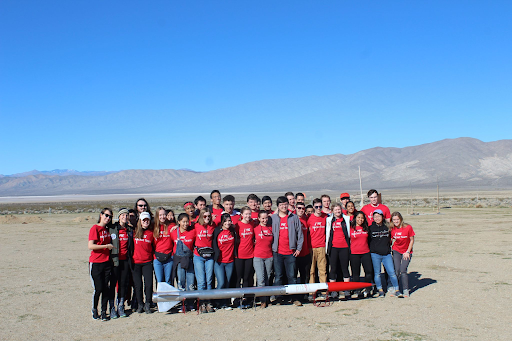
<box><xmin>270</xmin><ymin>212</ymin><xmax>304</xmax><ymax>253</ymax></box>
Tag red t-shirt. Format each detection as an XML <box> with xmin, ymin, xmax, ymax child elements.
<box><xmin>361</xmin><ymin>204</ymin><xmax>391</xmax><ymax>225</ymax></box>
<box><xmin>230</xmin><ymin>213</ymin><xmax>241</xmax><ymax>224</ymax></box>
<box><xmin>211</xmin><ymin>207</ymin><xmax>224</xmax><ymax>227</ymax></box>
<box><xmin>298</xmin><ymin>215</ymin><xmax>310</xmax><ymax>257</ymax></box>
<box><xmin>118</xmin><ymin>227</ymin><xmax>129</xmax><ymax>261</ymax></box>
<box><xmin>278</xmin><ymin>216</ymin><xmax>293</xmax><ymax>255</ymax></box>
<box><xmin>307</xmin><ymin>213</ymin><xmax>327</xmax><ymax>248</ymax></box>
<box><xmin>88</xmin><ymin>224</ymin><xmax>111</xmax><ymax>263</ymax></box>
<box><xmin>217</xmin><ymin>229</ymin><xmax>235</xmax><ymax>263</ymax></box>
<box><xmin>193</xmin><ymin>223</ymin><xmax>215</xmax><ymax>256</ymax></box>
<box><xmin>350</xmin><ymin>226</ymin><xmax>370</xmax><ymax>254</ymax></box>
<box><xmin>250</xmin><ymin>211</ymin><xmax>259</xmax><ymax>221</ymax></box>
<box><xmin>391</xmin><ymin>225</ymin><xmax>415</xmax><ymax>254</ymax></box>
<box><xmin>133</xmin><ymin>229</ymin><xmax>155</xmax><ymax>264</ymax></box>
<box><xmin>254</xmin><ymin>225</ymin><xmax>273</xmax><ymax>259</ymax></box>
<box><xmin>236</xmin><ymin>220</ymin><xmax>255</xmax><ymax>259</ymax></box>
<box><xmin>155</xmin><ymin>224</ymin><xmax>174</xmax><ymax>255</ymax></box>
<box><xmin>171</xmin><ymin>228</ymin><xmax>196</xmax><ymax>254</ymax></box>
<box><xmin>332</xmin><ymin>218</ymin><xmax>348</xmax><ymax>248</ymax></box>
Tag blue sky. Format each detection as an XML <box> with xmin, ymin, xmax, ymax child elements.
<box><xmin>1</xmin><ymin>1</ymin><xmax>510</xmax><ymax>175</ymax></box>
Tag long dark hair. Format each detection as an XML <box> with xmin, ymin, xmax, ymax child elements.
<box><xmin>219</xmin><ymin>213</ymin><xmax>235</xmax><ymax>237</ymax></box>
<box><xmin>97</xmin><ymin>207</ymin><xmax>113</xmax><ymax>225</ymax></box>
<box><xmin>134</xmin><ymin>198</ymin><xmax>152</xmax><ymax>217</ymax></box>
<box><xmin>351</xmin><ymin>211</ymin><xmax>369</xmax><ymax>232</ymax></box>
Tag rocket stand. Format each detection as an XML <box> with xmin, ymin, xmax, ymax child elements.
<box><xmin>313</xmin><ymin>290</ymin><xmax>332</xmax><ymax>307</ymax></box>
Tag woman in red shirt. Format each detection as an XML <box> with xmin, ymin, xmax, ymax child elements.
<box><xmin>391</xmin><ymin>212</ymin><xmax>415</xmax><ymax>298</ymax></box>
<box><xmin>235</xmin><ymin>207</ymin><xmax>255</xmax><ymax>304</ymax></box>
<box><xmin>153</xmin><ymin>207</ymin><xmax>173</xmax><ymax>286</ymax></box>
<box><xmin>171</xmin><ymin>213</ymin><xmax>196</xmax><ymax>295</ymax></box>
<box><xmin>193</xmin><ymin>208</ymin><xmax>215</xmax><ymax>313</ymax></box>
<box><xmin>346</xmin><ymin>201</ymin><xmax>356</xmax><ymax>221</ymax></box>
<box><xmin>131</xmin><ymin>211</ymin><xmax>155</xmax><ymax>314</ymax></box>
<box><xmin>253</xmin><ymin>210</ymin><xmax>273</xmax><ymax>308</ymax></box>
<box><xmin>88</xmin><ymin>208</ymin><xmax>114</xmax><ymax>321</ymax></box>
<box><xmin>213</xmin><ymin>213</ymin><xmax>236</xmax><ymax>309</ymax></box>
<box><xmin>326</xmin><ymin>204</ymin><xmax>351</xmax><ymax>299</ymax></box>
<box><xmin>349</xmin><ymin>211</ymin><xmax>373</xmax><ymax>298</ymax></box>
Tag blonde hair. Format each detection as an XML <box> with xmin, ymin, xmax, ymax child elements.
<box><xmin>153</xmin><ymin>207</ymin><xmax>167</xmax><ymax>239</ymax></box>
<box><xmin>390</xmin><ymin>212</ymin><xmax>407</xmax><ymax>229</ymax></box>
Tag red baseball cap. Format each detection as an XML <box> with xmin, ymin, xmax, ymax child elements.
<box><xmin>339</xmin><ymin>193</ymin><xmax>350</xmax><ymax>199</ymax></box>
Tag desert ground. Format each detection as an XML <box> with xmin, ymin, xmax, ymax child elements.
<box><xmin>1</xmin><ymin>194</ymin><xmax>511</xmax><ymax>340</ymax></box>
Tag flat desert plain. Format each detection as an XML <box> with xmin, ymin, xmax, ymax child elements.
<box><xmin>1</xmin><ymin>207</ymin><xmax>511</xmax><ymax>340</ymax></box>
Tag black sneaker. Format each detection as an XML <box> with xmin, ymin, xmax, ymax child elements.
<box><xmin>137</xmin><ymin>304</ymin><xmax>144</xmax><ymax>314</ymax></box>
<box><xmin>92</xmin><ymin>308</ymin><xmax>99</xmax><ymax>320</ymax></box>
<box><xmin>144</xmin><ymin>302</ymin><xmax>152</xmax><ymax>314</ymax></box>
<box><xmin>101</xmin><ymin>311</ymin><xmax>108</xmax><ymax>321</ymax></box>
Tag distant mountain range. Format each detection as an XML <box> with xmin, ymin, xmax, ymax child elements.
<box><xmin>1</xmin><ymin>137</ymin><xmax>511</xmax><ymax>196</ymax></box>
<box><xmin>0</xmin><ymin>169</ymin><xmax>117</xmax><ymax>178</ymax></box>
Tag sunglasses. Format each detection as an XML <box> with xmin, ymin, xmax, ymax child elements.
<box><xmin>296</xmin><ymin>207</ymin><xmax>305</xmax><ymax>210</ymax></box>
<box><xmin>314</xmin><ymin>206</ymin><xmax>322</xmax><ymax>209</ymax></box>
<box><xmin>103</xmin><ymin>213</ymin><xmax>112</xmax><ymax>218</ymax></box>
<box><xmin>203</xmin><ymin>215</ymin><xmax>211</xmax><ymax>218</ymax></box>
<box><xmin>137</xmin><ymin>204</ymin><xmax>147</xmax><ymax>207</ymax></box>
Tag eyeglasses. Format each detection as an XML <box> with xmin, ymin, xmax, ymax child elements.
<box><xmin>314</xmin><ymin>206</ymin><xmax>322</xmax><ymax>209</ymax></box>
<box><xmin>103</xmin><ymin>213</ymin><xmax>112</xmax><ymax>218</ymax></box>
<box><xmin>137</xmin><ymin>204</ymin><xmax>147</xmax><ymax>207</ymax></box>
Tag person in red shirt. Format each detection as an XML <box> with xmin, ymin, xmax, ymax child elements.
<box><xmin>107</xmin><ymin>208</ymin><xmax>132</xmax><ymax>318</ymax></box>
<box><xmin>247</xmin><ymin>193</ymin><xmax>260</xmax><ymax>220</ymax></box>
<box><xmin>222</xmin><ymin>194</ymin><xmax>240</xmax><ymax>224</ymax></box>
<box><xmin>295</xmin><ymin>202</ymin><xmax>311</xmax><ymax>285</ymax></box>
<box><xmin>270</xmin><ymin>196</ymin><xmax>303</xmax><ymax>306</ymax></box>
<box><xmin>361</xmin><ymin>189</ymin><xmax>391</xmax><ymax>225</ymax></box>
<box><xmin>321</xmin><ymin>194</ymin><xmax>332</xmax><ymax>216</ymax></box>
<box><xmin>307</xmin><ymin>198</ymin><xmax>328</xmax><ymax>283</ymax></box>
<box><xmin>285</xmin><ymin>191</ymin><xmax>296</xmax><ymax>213</ymax></box>
<box><xmin>213</xmin><ymin>214</ymin><xmax>236</xmax><ymax>309</ymax></box>
<box><xmin>131</xmin><ymin>211</ymin><xmax>155</xmax><ymax>314</ymax></box>
<box><xmin>193</xmin><ymin>208</ymin><xmax>215</xmax><ymax>313</ymax></box>
<box><xmin>295</xmin><ymin>192</ymin><xmax>305</xmax><ymax>204</ymax></box>
<box><xmin>235</xmin><ymin>207</ymin><xmax>256</xmax><ymax>308</ymax></box>
<box><xmin>349</xmin><ymin>211</ymin><xmax>373</xmax><ymax>298</ymax></box>
<box><xmin>171</xmin><ymin>213</ymin><xmax>196</xmax><ymax>297</ymax></box>
<box><xmin>153</xmin><ymin>207</ymin><xmax>173</xmax><ymax>286</ymax></box>
<box><xmin>391</xmin><ymin>212</ymin><xmax>415</xmax><ymax>298</ymax></box>
<box><xmin>346</xmin><ymin>201</ymin><xmax>357</xmax><ymax>222</ymax></box>
<box><xmin>325</xmin><ymin>204</ymin><xmax>351</xmax><ymax>299</ymax></box>
<box><xmin>339</xmin><ymin>193</ymin><xmax>350</xmax><ymax>215</ymax></box>
<box><xmin>261</xmin><ymin>196</ymin><xmax>274</xmax><ymax>215</ymax></box>
<box><xmin>88</xmin><ymin>208</ymin><xmax>114</xmax><ymax>321</ymax></box>
<box><xmin>184</xmin><ymin>202</ymin><xmax>196</xmax><ymax>223</ymax></box>
<box><xmin>253</xmin><ymin>210</ymin><xmax>274</xmax><ymax>308</ymax></box>
<box><xmin>209</xmin><ymin>190</ymin><xmax>224</xmax><ymax>226</ymax></box>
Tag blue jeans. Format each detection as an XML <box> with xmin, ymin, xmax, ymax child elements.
<box><xmin>214</xmin><ymin>261</ymin><xmax>234</xmax><ymax>290</ymax></box>
<box><xmin>153</xmin><ymin>257</ymin><xmax>173</xmax><ymax>284</ymax></box>
<box><xmin>177</xmin><ymin>260</ymin><xmax>195</xmax><ymax>291</ymax></box>
<box><xmin>273</xmin><ymin>252</ymin><xmax>297</xmax><ymax>286</ymax></box>
<box><xmin>370</xmin><ymin>253</ymin><xmax>399</xmax><ymax>291</ymax></box>
<box><xmin>193</xmin><ymin>255</ymin><xmax>215</xmax><ymax>290</ymax></box>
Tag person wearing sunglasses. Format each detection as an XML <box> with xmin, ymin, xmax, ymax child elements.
<box><xmin>253</xmin><ymin>210</ymin><xmax>273</xmax><ymax>308</ymax></box>
<box><xmin>295</xmin><ymin>202</ymin><xmax>311</xmax><ymax>286</ymax></box>
<box><xmin>88</xmin><ymin>208</ymin><xmax>114</xmax><ymax>321</ymax></box>
<box><xmin>132</xmin><ymin>212</ymin><xmax>156</xmax><ymax>313</ymax></box>
<box><xmin>193</xmin><ymin>208</ymin><xmax>216</xmax><ymax>313</ymax></box>
<box><xmin>134</xmin><ymin>198</ymin><xmax>152</xmax><ymax>220</ymax></box>
<box><xmin>307</xmin><ymin>198</ymin><xmax>328</xmax><ymax>284</ymax></box>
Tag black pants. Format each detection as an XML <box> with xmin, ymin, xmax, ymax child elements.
<box><xmin>132</xmin><ymin>261</ymin><xmax>153</xmax><ymax>305</ymax></box>
<box><xmin>296</xmin><ymin>254</ymin><xmax>311</xmax><ymax>284</ymax></box>
<box><xmin>235</xmin><ymin>258</ymin><xmax>254</xmax><ymax>287</ymax></box>
<box><xmin>350</xmin><ymin>253</ymin><xmax>373</xmax><ymax>283</ymax></box>
<box><xmin>90</xmin><ymin>261</ymin><xmax>112</xmax><ymax>312</ymax></box>
<box><xmin>329</xmin><ymin>247</ymin><xmax>350</xmax><ymax>280</ymax></box>
<box><xmin>109</xmin><ymin>260</ymin><xmax>131</xmax><ymax>302</ymax></box>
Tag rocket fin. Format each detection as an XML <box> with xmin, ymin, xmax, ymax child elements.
<box><xmin>157</xmin><ymin>300</ymin><xmax>179</xmax><ymax>312</ymax></box>
<box><xmin>157</xmin><ymin>282</ymin><xmax>180</xmax><ymax>293</ymax></box>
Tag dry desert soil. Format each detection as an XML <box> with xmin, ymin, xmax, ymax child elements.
<box><xmin>1</xmin><ymin>206</ymin><xmax>511</xmax><ymax>340</ymax></box>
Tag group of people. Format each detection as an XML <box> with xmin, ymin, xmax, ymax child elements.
<box><xmin>88</xmin><ymin>189</ymin><xmax>415</xmax><ymax>321</ymax></box>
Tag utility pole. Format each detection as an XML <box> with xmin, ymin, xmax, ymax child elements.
<box><xmin>358</xmin><ymin>166</ymin><xmax>364</xmax><ymax>208</ymax></box>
